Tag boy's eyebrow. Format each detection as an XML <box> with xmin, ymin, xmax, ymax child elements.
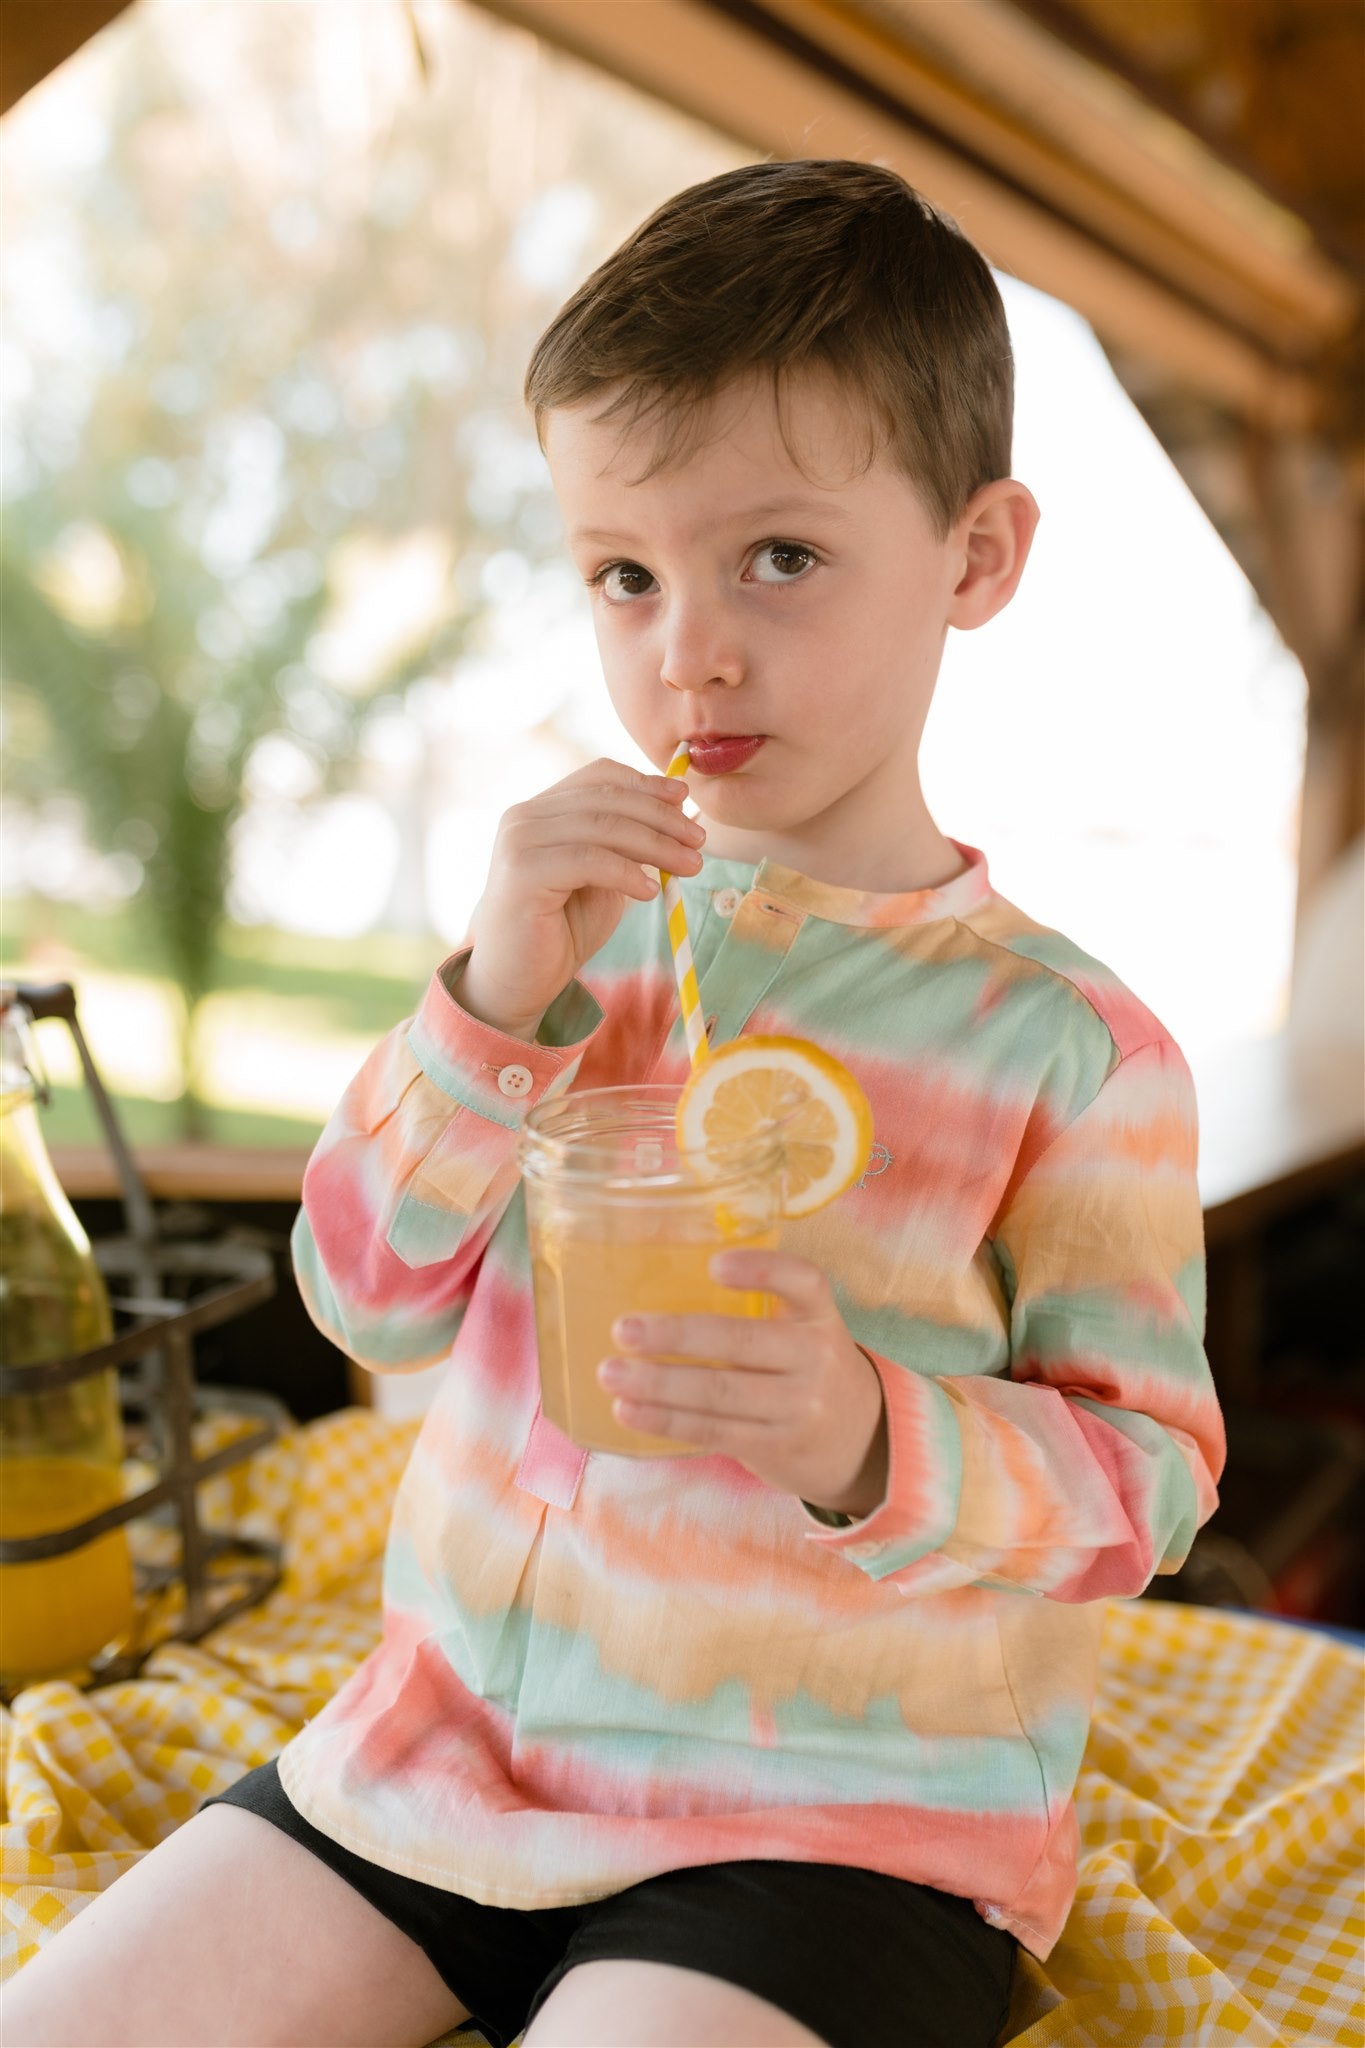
<box><xmin>571</xmin><ymin>499</ymin><xmax>853</xmax><ymax>547</ymax></box>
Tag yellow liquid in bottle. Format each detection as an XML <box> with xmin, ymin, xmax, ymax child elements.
<box><xmin>0</xmin><ymin>1458</ymin><xmax>135</xmax><ymax>1683</ymax></box>
<box><xmin>529</xmin><ymin>1224</ymin><xmax>777</xmax><ymax>1455</ymax></box>
<box><xmin>1</xmin><ymin>1073</ymin><xmax>134</xmax><ymax>1687</ymax></box>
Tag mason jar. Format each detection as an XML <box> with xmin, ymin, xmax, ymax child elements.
<box><xmin>518</xmin><ymin>1084</ymin><xmax>783</xmax><ymax>1456</ymax></box>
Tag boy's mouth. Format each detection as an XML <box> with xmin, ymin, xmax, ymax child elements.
<box><xmin>684</xmin><ymin>734</ymin><xmax>766</xmax><ymax>776</ymax></box>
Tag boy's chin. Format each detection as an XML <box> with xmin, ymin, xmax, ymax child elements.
<box><xmin>695</xmin><ymin>777</ymin><xmax>816</xmax><ymax>838</ymax></box>
<box><xmin>693</xmin><ymin>776</ymin><xmax>772</xmax><ymax>819</ymax></box>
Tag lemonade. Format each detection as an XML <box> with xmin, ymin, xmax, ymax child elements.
<box><xmin>0</xmin><ymin>1458</ymin><xmax>135</xmax><ymax>1684</ymax></box>
<box><xmin>529</xmin><ymin>1222</ymin><xmax>778</xmax><ymax>1456</ymax></box>
<box><xmin>0</xmin><ymin>1008</ymin><xmax>136</xmax><ymax>1691</ymax></box>
<box><xmin>519</xmin><ymin>1085</ymin><xmax>785</xmax><ymax>1458</ymax></box>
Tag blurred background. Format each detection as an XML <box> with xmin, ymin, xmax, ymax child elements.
<box><xmin>3</xmin><ymin>0</ymin><xmax>1362</xmax><ymax>1615</ymax></box>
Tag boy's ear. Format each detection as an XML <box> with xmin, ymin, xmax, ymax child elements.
<box><xmin>946</xmin><ymin>479</ymin><xmax>1040</xmax><ymax>630</ymax></box>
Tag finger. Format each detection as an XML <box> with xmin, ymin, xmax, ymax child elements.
<box><xmin>519</xmin><ymin>839</ymin><xmax>695</xmax><ymax>897</ymax></box>
<box><xmin>534</xmin><ymin>787</ymin><xmax>703</xmax><ymax>841</ymax></box>
<box><xmin>572</xmin><ymin>815</ymin><xmax>705</xmax><ymax>871</ymax></box>
<box><xmin>557</xmin><ymin>759</ymin><xmax>691</xmax><ymax>803</ymax></box>
<box><xmin>707</xmin><ymin>1249</ymin><xmax>833</xmax><ymax>1314</ymax></box>
<box><xmin>609</xmin><ymin>1400</ymin><xmax>773</xmax><ymax>1454</ymax></box>
<box><xmin>599</xmin><ymin>1357</ymin><xmax>778</xmax><ymax>1427</ymax></box>
<box><xmin>511</xmin><ymin>811</ymin><xmax>705</xmax><ymax>875</ymax></box>
<box><xmin>522</xmin><ymin>845</ymin><xmax>664</xmax><ymax>901</ymax></box>
<box><xmin>611</xmin><ymin>1311</ymin><xmax>790</xmax><ymax>1370</ymax></box>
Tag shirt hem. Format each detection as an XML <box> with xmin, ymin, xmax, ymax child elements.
<box><xmin>275</xmin><ymin>1747</ymin><xmax>1069</xmax><ymax>1955</ymax></box>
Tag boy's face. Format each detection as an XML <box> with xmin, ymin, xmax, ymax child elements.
<box><xmin>546</xmin><ymin>368</ymin><xmax>1033</xmax><ymax>877</ymax></box>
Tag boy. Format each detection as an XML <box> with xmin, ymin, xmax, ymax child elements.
<box><xmin>8</xmin><ymin>160</ymin><xmax>1223</xmax><ymax>2048</ymax></box>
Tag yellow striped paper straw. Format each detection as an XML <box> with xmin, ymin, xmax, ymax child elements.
<box><xmin>660</xmin><ymin>744</ymin><xmax>708</xmax><ymax>1070</ymax></box>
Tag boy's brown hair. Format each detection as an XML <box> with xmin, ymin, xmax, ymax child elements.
<box><xmin>525</xmin><ymin>158</ymin><xmax>1013</xmax><ymax>537</ymax></box>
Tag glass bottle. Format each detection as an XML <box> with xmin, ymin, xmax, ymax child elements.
<box><xmin>0</xmin><ymin>996</ymin><xmax>134</xmax><ymax>1688</ymax></box>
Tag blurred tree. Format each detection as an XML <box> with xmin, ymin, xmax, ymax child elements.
<box><xmin>2</xmin><ymin>547</ymin><xmax>323</xmax><ymax>1132</ymax></box>
<box><xmin>0</xmin><ymin>0</ymin><xmax>742</xmax><ymax>1134</ymax></box>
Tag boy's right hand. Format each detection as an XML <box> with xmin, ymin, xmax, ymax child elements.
<box><xmin>459</xmin><ymin>759</ymin><xmax>706</xmax><ymax>1041</ymax></box>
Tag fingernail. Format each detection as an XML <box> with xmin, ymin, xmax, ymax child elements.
<box><xmin>614</xmin><ymin>1318</ymin><xmax>645</xmax><ymax>1346</ymax></box>
<box><xmin>598</xmin><ymin>1359</ymin><xmax>625</xmax><ymax>1386</ymax></box>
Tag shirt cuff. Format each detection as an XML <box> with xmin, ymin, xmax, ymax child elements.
<box><xmin>801</xmin><ymin>1349</ymin><xmax>963</xmax><ymax>1581</ymax></box>
<box><xmin>407</xmin><ymin>949</ymin><xmax>606</xmax><ymax>1129</ymax></box>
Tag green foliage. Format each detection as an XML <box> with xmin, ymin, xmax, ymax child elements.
<box><xmin>1</xmin><ymin>0</ymin><xmax>743</xmax><ymax>1138</ymax></box>
<box><xmin>0</xmin><ymin>901</ymin><xmax>438</xmax><ymax>1152</ymax></box>
<box><xmin>1</xmin><ymin>551</ymin><xmax>325</xmax><ymax>1005</ymax></box>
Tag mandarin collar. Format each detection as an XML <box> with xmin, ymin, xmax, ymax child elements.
<box><xmin>700</xmin><ymin>840</ymin><xmax>992</xmax><ymax>930</ymax></box>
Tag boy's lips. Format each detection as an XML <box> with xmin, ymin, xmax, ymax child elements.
<box><xmin>683</xmin><ymin>734</ymin><xmax>766</xmax><ymax>775</ymax></box>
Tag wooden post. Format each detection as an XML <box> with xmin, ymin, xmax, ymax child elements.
<box><xmin>1243</xmin><ymin>430</ymin><xmax>1365</xmax><ymax>937</ymax></box>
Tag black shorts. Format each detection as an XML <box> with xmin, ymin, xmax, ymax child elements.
<box><xmin>211</xmin><ymin>1760</ymin><xmax>1015</xmax><ymax>2048</ymax></box>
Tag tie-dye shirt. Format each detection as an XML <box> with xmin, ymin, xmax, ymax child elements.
<box><xmin>279</xmin><ymin>841</ymin><xmax>1223</xmax><ymax>1959</ymax></box>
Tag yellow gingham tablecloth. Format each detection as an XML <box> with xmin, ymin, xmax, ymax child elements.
<box><xmin>2</xmin><ymin>1409</ymin><xmax>1362</xmax><ymax>2047</ymax></box>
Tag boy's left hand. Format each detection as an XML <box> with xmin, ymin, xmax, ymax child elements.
<box><xmin>599</xmin><ymin>1249</ymin><xmax>888</xmax><ymax>1518</ymax></box>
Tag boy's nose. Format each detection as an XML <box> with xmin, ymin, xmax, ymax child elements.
<box><xmin>658</xmin><ymin>602</ymin><xmax>744</xmax><ymax>694</ymax></box>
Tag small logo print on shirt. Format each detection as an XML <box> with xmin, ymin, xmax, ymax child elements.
<box><xmin>857</xmin><ymin>1142</ymin><xmax>893</xmax><ymax>1189</ymax></box>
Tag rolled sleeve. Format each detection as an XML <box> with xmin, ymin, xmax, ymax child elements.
<box><xmin>803</xmin><ymin>1038</ymin><xmax>1224</xmax><ymax>1603</ymax></box>
<box><xmin>802</xmin><ymin>1350</ymin><xmax>976</xmax><ymax>1592</ymax></box>
<box><xmin>294</xmin><ymin>952</ymin><xmax>604</xmax><ymax>1371</ymax></box>
<box><xmin>409</xmin><ymin>952</ymin><xmax>605</xmax><ymax>1130</ymax></box>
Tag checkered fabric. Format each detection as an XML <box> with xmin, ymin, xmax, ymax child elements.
<box><xmin>2</xmin><ymin>1410</ymin><xmax>1361</xmax><ymax>2047</ymax></box>
<box><xmin>1006</xmin><ymin>1599</ymin><xmax>1364</xmax><ymax>2046</ymax></box>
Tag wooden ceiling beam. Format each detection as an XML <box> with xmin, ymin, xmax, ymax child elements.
<box><xmin>0</xmin><ymin>0</ymin><xmax>135</xmax><ymax>117</ymax></box>
<box><xmin>763</xmin><ymin>0</ymin><xmax>1352</xmax><ymax>352</ymax></box>
<box><xmin>470</xmin><ymin>0</ymin><xmax>1341</xmax><ymax>430</ymax></box>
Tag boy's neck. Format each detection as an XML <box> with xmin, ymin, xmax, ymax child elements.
<box><xmin>699</xmin><ymin>776</ymin><xmax>966</xmax><ymax>897</ymax></box>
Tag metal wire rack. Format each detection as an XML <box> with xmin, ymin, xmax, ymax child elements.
<box><xmin>0</xmin><ymin>981</ymin><xmax>289</xmax><ymax>1689</ymax></box>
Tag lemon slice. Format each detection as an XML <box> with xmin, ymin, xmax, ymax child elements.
<box><xmin>676</xmin><ymin>1035</ymin><xmax>875</xmax><ymax>1218</ymax></box>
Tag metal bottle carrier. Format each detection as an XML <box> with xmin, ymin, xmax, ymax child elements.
<box><xmin>0</xmin><ymin>982</ymin><xmax>289</xmax><ymax>1689</ymax></box>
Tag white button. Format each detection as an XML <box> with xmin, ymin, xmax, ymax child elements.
<box><xmin>845</xmin><ymin>1540</ymin><xmax>882</xmax><ymax>1562</ymax></box>
<box><xmin>497</xmin><ymin>1063</ymin><xmax>534</xmax><ymax>1098</ymax></box>
<box><xmin>713</xmin><ymin>887</ymin><xmax>742</xmax><ymax>917</ymax></box>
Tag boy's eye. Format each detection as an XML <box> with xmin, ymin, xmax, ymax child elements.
<box><xmin>596</xmin><ymin>561</ymin><xmax>657</xmax><ymax>602</ymax></box>
<box><xmin>749</xmin><ymin>541</ymin><xmax>817</xmax><ymax>583</ymax></box>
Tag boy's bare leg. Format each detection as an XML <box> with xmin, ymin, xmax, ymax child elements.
<box><xmin>525</xmin><ymin>1959</ymin><xmax>827</xmax><ymax>2047</ymax></box>
<box><xmin>0</xmin><ymin>1805</ymin><xmax>467</xmax><ymax>2048</ymax></box>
